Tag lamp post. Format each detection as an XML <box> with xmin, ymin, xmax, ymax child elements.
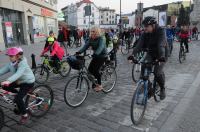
<box><xmin>120</xmin><ymin>0</ymin><xmax>122</xmax><ymax>33</ymax></box>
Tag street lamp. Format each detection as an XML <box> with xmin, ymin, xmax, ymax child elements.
<box><xmin>120</xmin><ymin>0</ymin><xmax>122</xmax><ymax>33</ymax></box>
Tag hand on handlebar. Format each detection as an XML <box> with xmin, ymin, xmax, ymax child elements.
<box><xmin>1</xmin><ymin>81</ymin><xmax>11</xmax><ymax>87</ymax></box>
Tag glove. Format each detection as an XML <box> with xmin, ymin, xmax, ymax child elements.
<box><xmin>127</xmin><ymin>55</ymin><xmax>134</xmax><ymax>61</ymax></box>
<box><xmin>159</xmin><ymin>57</ymin><xmax>166</xmax><ymax>62</ymax></box>
<box><xmin>75</xmin><ymin>52</ymin><xmax>81</xmax><ymax>55</ymax></box>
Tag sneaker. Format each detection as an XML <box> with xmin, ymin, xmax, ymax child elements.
<box><xmin>94</xmin><ymin>85</ymin><xmax>103</xmax><ymax>92</ymax></box>
<box><xmin>160</xmin><ymin>88</ymin><xmax>166</xmax><ymax>100</ymax></box>
<box><xmin>19</xmin><ymin>114</ymin><xmax>30</xmax><ymax>124</ymax></box>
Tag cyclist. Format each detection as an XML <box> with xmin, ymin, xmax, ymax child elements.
<box><xmin>76</xmin><ymin>27</ymin><xmax>107</xmax><ymax>92</ymax></box>
<box><xmin>0</xmin><ymin>47</ymin><xmax>35</xmax><ymax>124</ymax></box>
<box><xmin>166</xmin><ymin>25</ymin><xmax>174</xmax><ymax>55</ymax></box>
<box><xmin>122</xmin><ymin>28</ymin><xmax>131</xmax><ymax>47</ymax></box>
<box><xmin>44</xmin><ymin>30</ymin><xmax>57</xmax><ymax>49</ymax></box>
<box><xmin>57</xmin><ymin>27</ymin><xmax>68</xmax><ymax>56</ymax></box>
<box><xmin>41</xmin><ymin>37</ymin><xmax>65</xmax><ymax>72</ymax></box>
<box><xmin>192</xmin><ymin>26</ymin><xmax>198</xmax><ymax>39</ymax></box>
<box><xmin>179</xmin><ymin>26</ymin><xmax>190</xmax><ymax>53</ymax></box>
<box><xmin>128</xmin><ymin>16</ymin><xmax>168</xmax><ymax>100</ymax></box>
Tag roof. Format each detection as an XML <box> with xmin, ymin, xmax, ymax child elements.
<box><xmin>61</xmin><ymin>0</ymin><xmax>93</xmax><ymax>11</ymax></box>
<box><xmin>99</xmin><ymin>7</ymin><xmax>115</xmax><ymax>12</ymax></box>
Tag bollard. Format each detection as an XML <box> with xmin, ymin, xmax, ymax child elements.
<box><xmin>31</xmin><ymin>54</ymin><xmax>36</xmax><ymax>69</ymax></box>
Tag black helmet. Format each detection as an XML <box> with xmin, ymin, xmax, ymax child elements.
<box><xmin>49</xmin><ymin>30</ymin><xmax>54</xmax><ymax>35</ymax></box>
<box><xmin>142</xmin><ymin>16</ymin><xmax>157</xmax><ymax>26</ymax></box>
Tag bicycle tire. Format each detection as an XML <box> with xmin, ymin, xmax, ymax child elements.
<box><xmin>25</xmin><ymin>85</ymin><xmax>54</xmax><ymax>118</ymax></box>
<box><xmin>0</xmin><ymin>108</ymin><xmax>4</xmax><ymax>130</ymax></box>
<box><xmin>59</xmin><ymin>60</ymin><xmax>71</xmax><ymax>77</ymax></box>
<box><xmin>34</xmin><ymin>66</ymin><xmax>49</xmax><ymax>84</ymax></box>
<box><xmin>132</xmin><ymin>63</ymin><xmax>141</xmax><ymax>83</ymax></box>
<box><xmin>102</xmin><ymin>66</ymin><xmax>117</xmax><ymax>93</ymax></box>
<box><xmin>153</xmin><ymin>81</ymin><xmax>161</xmax><ymax>102</ymax></box>
<box><xmin>121</xmin><ymin>41</ymin><xmax>129</xmax><ymax>55</ymax></box>
<box><xmin>130</xmin><ymin>81</ymin><xmax>147</xmax><ymax>125</ymax></box>
<box><xmin>64</xmin><ymin>75</ymin><xmax>89</xmax><ymax>108</ymax></box>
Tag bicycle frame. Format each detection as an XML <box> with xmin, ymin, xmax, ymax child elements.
<box><xmin>0</xmin><ymin>87</ymin><xmax>44</xmax><ymax>111</ymax></box>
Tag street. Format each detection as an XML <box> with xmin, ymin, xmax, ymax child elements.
<box><xmin>0</xmin><ymin>40</ymin><xmax>200</xmax><ymax>132</ymax></box>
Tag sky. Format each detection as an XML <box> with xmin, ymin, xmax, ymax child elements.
<box><xmin>57</xmin><ymin>0</ymin><xmax>190</xmax><ymax>13</ymax></box>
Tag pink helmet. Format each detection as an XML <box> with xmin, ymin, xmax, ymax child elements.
<box><xmin>17</xmin><ymin>47</ymin><xmax>23</xmax><ymax>53</ymax></box>
<box><xmin>6</xmin><ymin>47</ymin><xmax>20</xmax><ymax>56</ymax></box>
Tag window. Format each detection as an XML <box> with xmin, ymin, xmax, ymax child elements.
<box><xmin>107</xmin><ymin>18</ymin><xmax>108</xmax><ymax>21</ymax></box>
<box><xmin>109</xmin><ymin>16</ymin><xmax>111</xmax><ymax>19</ymax></box>
<box><xmin>101</xmin><ymin>16</ymin><xmax>103</xmax><ymax>18</ymax></box>
<box><xmin>92</xmin><ymin>13</ymin><xmax>94</xmax><ymax>17</ymax></box>
<box><xmin>107</xmin><ymin>13</ymin><xmax>108</xmax><ymax>16</ymax></box>
<box><xmin>84</xmin><ymin>19</ymin><xmax>86</xmax><ymax>24</ymax></box>
<box><xmin>109</xmin><ymin>21</ymin><xmax>111</xmax><ymax>24</ymax></box>
<box><xmin>112</xmin><ymin>16</ymin><xmax>114</xmax><ymax>18</ymax></box>
<box><xmin>101</xmin><ymin>21</ymin><xmax>103</xmax><ymax>24</ymax></box>
<box><xmin>112</xmin><ymin>21</ymin><xmax>114</xmax><ymax>24</ymax></box>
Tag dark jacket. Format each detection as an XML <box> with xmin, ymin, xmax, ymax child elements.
<box><xmin>79</xmin><ymin>36</ymin><xmax>107</xmax><ymax>58</ymax></box>
<box><xmin>132</xmin><ymin>26</ymin><xmax>168</xmax><ymax>60</ymax></box>
<box><xmin>57</xmin><ymin>30</ymin><xmax>65</xmax><ymax>42</ymax></box>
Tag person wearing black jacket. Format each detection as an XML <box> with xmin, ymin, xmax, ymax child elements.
<box><xmin>57</xmin><ymin>27</ymin><xmax>67</xmax><ymax>55</ymax></box>
<box><xmin>128</xmin><ymin>16</ymin><xmax>168</xmax><ymax>100</ymax></box>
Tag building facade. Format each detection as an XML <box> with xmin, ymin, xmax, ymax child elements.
<box><xmin>99</xmin><ymin>7</ymin><xmax>116</xmax><ymax>28</ymax></box>
<box><xmin>117</xmin><ymin>13</ymin><xmax>135</xmax><ymax>28</ymax></box>
<box><xmin>62</xmin><ymin>0</ymin><xmax>100</xmax><ymax>29</ymax></box>
<box><xmin>190</xmin><ymin>0</ymin><xmax>200</xmax><ymax>29</ymax></box>
<box><xmin>0</xmin><ymin>0</ymin><xmax>58</xmax><ymax>50</ymax></box>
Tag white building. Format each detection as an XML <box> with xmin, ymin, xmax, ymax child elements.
<box><xmin>62</xmin><ymin>0</ymin><xmax>100</xmax><ymax>29</ymax></box>
<box><xmin>116</xmin><ymin>13</ymin><xmax>135</xmax><ymax>28</ymax></box>
<box><xmin>99</xmin><ymin>7</ymin><xmax>117</xmax><ymax>29</ymax></box>
<box><xmin>190</xmin><ymin>0</ymin><xmax>200</xmax><ymax>29</ymax></box>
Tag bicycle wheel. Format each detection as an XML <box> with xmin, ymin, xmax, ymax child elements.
<box><xmin>25</xmin><ymin>85</ymin><xmax>54</xmax><ymax>118</ymax></box>
<box><xmin>101</xmin><ymin>66</ymin><xmax>117</xmax><ymax>93</ymax></box>
<box><xmin>34</xmin><ymin>66</ymin><xmax>49</xmax><ymax>84</ymax></box>
<box><xmin>132</xmin><ymin>63</ymin><xmax>141</xmax><ymax>83</ymax></box>
<box><xmin>179</xmin><ymin>47</ymin><xmax>184</xmax><ymax>63</ymax></box>
<box><xmin>121</xmin><ymin>42</ymin><xmax>129</xmax><ymax>55</ymax></box>
<box><xmin>64</xmin><ymin>75</ymin><xmax>89</xmax><ymax>108</ymax></box>
<box><xmin>153</xmin><ymin>81</ymin><xmax>161</xmax><ymax>102</ymax></box>
<box><xmin>59</xmin><ymin>60</ymin><xmax>71</xmax><ymax>77</ymax></box>
<box><xmin>130</xmin><ymin>81</ymin><xmax>148</xmax><ymax>125</ymax></box>
<box><xmin>0</xmin><ymin>108</ymin><xmax>4</xmax><ymax>130</ymax></box>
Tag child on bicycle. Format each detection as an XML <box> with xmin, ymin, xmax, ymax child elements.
<box><xmin>0</xmin><ymin>47</ymin><xmax>35</xmax><ymax>124</ymax></box>
<box><xmin>41</xmin><ymin>37</ymin><xmax>65</xmax><ymax>72</ymax></box>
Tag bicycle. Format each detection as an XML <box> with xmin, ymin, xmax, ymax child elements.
<box><xmin>121</xmin><ymin>38</ymin><xmax>134</xmax><ymax>55</ymax></box>
<box><xmin>132</xmin><ymin>51</ymin><xmax>144</xmax><ymax>83</ymax></box>
<box><xmin>0</xmin><ymin>108</ymin><xmax>3</xmax><ymax>131</ymax></box>
<box><xmin>130</xmin><ymin>53</ymin><xmax>161</xmax><ymax>125</ymax></box>
<box><xmin>64</xmin><ymin>54</ymin><xmax>117</xmax><ymax>108</ymax></box>
<box><xmin>0</xmin><ymin>84</ymin><xmax>54</xmax><ymax>127</ymax></box>
<box><xmin>34</xmin><ymin>54</ymin><xmax>71</xmax><ymax>84</ymax></box>
<box><xmin>179</xmin><ymin>43</ymin><xmax>186</xmax><ymax>64</ymax></box>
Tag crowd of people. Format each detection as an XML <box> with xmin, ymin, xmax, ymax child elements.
<box><xmin>0</xmin><ymin>15</ymin><xmax>199</xmax><ymax>125</ymax></box>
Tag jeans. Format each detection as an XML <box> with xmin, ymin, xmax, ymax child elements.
<box><xmin>3</xmin><ymin>83</ymin><xmax>34</xmax><ymax>115</ymax></box>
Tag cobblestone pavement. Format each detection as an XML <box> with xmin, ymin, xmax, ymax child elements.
<box><xmin>0</xmin><ymin>40</ymin><xmax>200</xmax><ymax>132</ymax></box>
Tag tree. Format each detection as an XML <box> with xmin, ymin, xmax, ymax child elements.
<box><xmin>177</xmin><ymin>4</ymin><xmax>190</xmax><ymax>27</ymax></box>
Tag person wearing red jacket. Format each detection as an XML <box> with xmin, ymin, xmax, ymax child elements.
<box><xmin>41</xmin><ymin>37</ymin><xmax>65</xmax><ymax>71</ymax></box>
<box><xmin>179</xmin><ymin>26</ymin><xmax>190</xmax><ymax>53</ymax></box>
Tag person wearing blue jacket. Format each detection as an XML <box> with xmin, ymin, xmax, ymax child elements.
<box><xmin>166</xmin><ymin>25</ymin><xmax>174</xmax><ymax>55</ymax></box>
<box><xmin>0</xmin><ymin>47</ymin><xmax>35</xmax><ymax>124</ymax></box>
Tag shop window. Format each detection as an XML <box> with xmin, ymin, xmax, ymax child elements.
<box><xmin>32</xmin><ymin>16</ymin><xmax>45</xmax><ymax>38</ymax></box>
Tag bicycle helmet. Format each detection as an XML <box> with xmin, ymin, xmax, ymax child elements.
<box><xmin>142</xmin><ymin>16</ymin><xmax>157</xmax><ymax>26</ymax></box>
<box><xmin>47</xmin><ymin>37</ymin><xmax>55</xmax><ymax>42</ymax></box>
<box><xmin>6</xmin><ymin>47</ymin><xmax>20</xmax><ymax>56</ymax></box>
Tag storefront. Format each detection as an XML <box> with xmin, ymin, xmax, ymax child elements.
<box><xmin>0</xmin><ymin>0</ymin><xmax>58</xmax><ymax>50</ymax></box>
<box><xmin>0</xmin><ymin>8</ymin><xmax>25</xmax><ymax>47</ymax></box>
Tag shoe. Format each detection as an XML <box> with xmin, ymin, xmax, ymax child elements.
<box><xmin>94</xmin><ymin>85</ymin><xmax>103</xmax><ymax>92</ymax></box>
<box><xmin>160</xmin><ymin>88</ymin><xmax>166</xmax><ymax>100</ymax></box>
<box><xmin>19</xmin><ymin>114</ymin><xmax>30</xmax><ymax>124</ymax></box>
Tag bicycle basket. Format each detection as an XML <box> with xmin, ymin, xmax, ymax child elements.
<box><xmin>67</xmin><ymin>55</ymin><xmax>84</xmax><ymax>70</ymax></box>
